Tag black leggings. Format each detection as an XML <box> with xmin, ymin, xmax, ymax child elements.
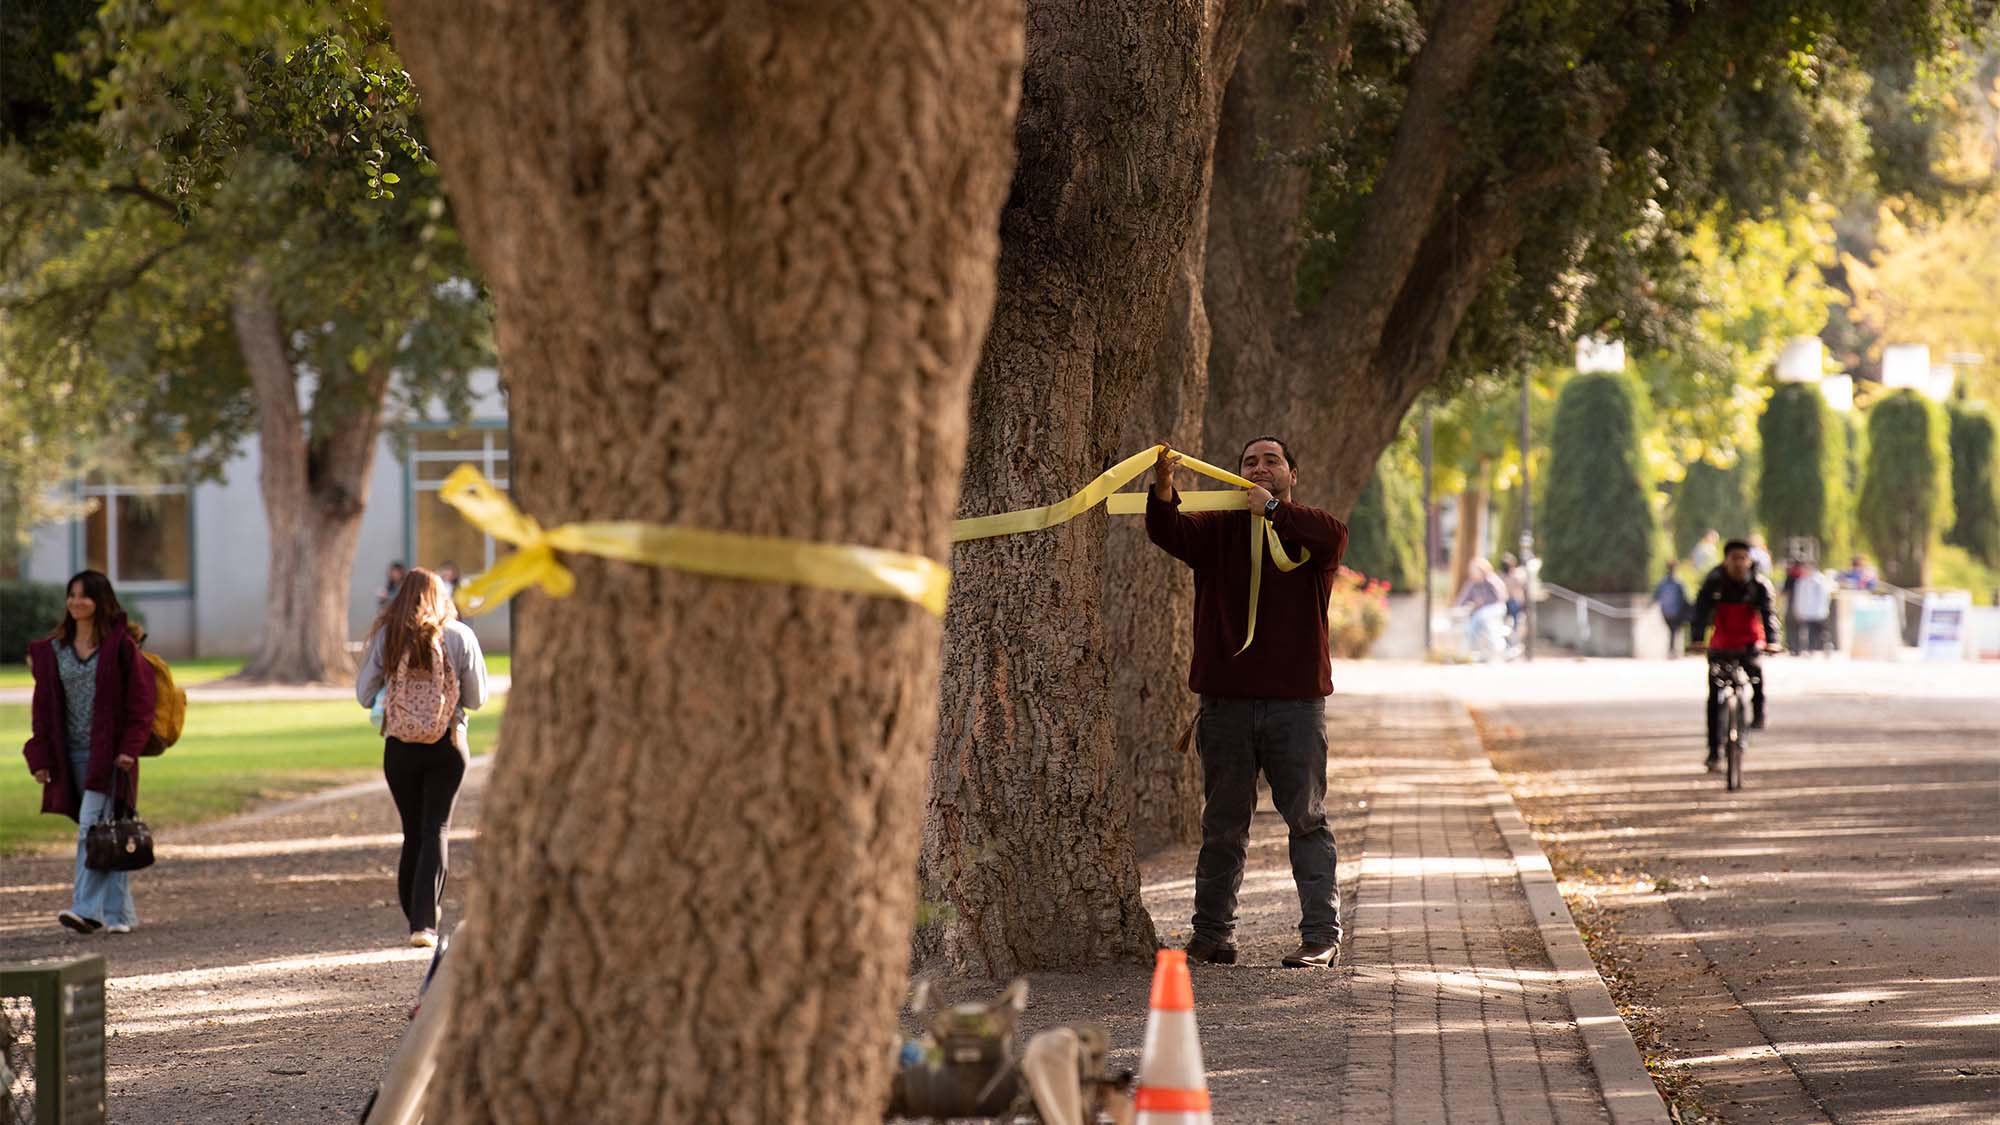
<box><xmin>383</xmin><ymin>734</ymin><xmax>466</xmax><ymax>932</ymax></box>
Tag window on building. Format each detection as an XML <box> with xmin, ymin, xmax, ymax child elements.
<box><xmin>408</xmin><ymin>428</ymin><xmax>508</xmax><ymax>575</ymax></box>
<box><xmin>80</xmin><ymin>484</ymin><xmax>193</xmax><ymax>590</ymax></box>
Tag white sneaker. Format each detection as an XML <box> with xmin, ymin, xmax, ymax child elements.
<box><xmin>409</xmin><ymin>929</ymin><xmax>438</xmax><ymax>948</ymax></box>
<box><xmin>103</xmin><ymin>923</ymin><xmax>133</xmax><ymax>934</ymax></box>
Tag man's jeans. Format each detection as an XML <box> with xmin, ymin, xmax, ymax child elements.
<box><xmin>1191</xmin><ymin>696</ymin><xmax>1340</xmax><ymax>947</ymax></box>
<box><xmin>69</xmin><ymin>751</ymin><xmax>137</xmax><ymax>927</ymax></box>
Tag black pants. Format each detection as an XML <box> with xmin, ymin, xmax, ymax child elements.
<box><xmin>1191</xmin><ymin>696</ymin><xmax>1340</xmax><ymax>946</ymax></box>
<box><xmin>1704</xmin><ymin>652</ymin><xmax>1764</xmax><ymax>754</ymax></box>
<box><xmin>383</xmin><ymin>733</ymin><xmax>466</xmax><ymax>932</ymax></box>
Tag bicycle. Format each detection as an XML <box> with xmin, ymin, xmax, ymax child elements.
<box><xmin>1706</xmin><ymin>650</ymin><xmax>1753</xmax><ymax>791</ymax></box>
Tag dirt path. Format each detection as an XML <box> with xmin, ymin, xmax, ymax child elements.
<box><xmin>1</xmin><ymin>764</ymin><xmax>487</xmax><ymax>1123</ymax></box>
<box><xmin>1475</xmin><ymin>678</ymin><xmax>2000</xmax><ymax>1122</ymax></box>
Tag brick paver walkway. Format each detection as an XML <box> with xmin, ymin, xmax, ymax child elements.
<box><xmin>1330</xmin><ymin>694</ymin><xmax>1618</xmax><ymax>1123</ymax></box>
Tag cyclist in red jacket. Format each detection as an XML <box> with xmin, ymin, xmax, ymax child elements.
<box><xmin>1687</xmin><ymin>540</ymin><xmax>1782</xmax><ymax>770</ymax></box>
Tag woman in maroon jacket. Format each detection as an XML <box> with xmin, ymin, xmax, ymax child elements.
<box><xmin>22</xmin><ymin>570</ymin><xmax>157</xmax><ymax>934</ymax></box>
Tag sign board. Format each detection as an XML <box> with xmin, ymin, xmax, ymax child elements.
<box><xmin>1848</xmin><ymin>595</ymin><xmax>1902</xmax><ymax>661</ymax></box>
<box><xmin>1966</xmin><ymin>606</ymin><xmax>2000</xmax><ymax>662</ymax></box>
<box><xmin>1917</xmin><ymin>591</ymin><xmax>1972</xmax><ymax>661</ymax></box>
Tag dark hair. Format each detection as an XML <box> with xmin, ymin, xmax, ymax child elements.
<box><xmin>1723</xmin><ymin>539</ymin><xmax>1751</xmax><ymax>557</ymax></box>
<box><xmin>52</xmin><ymin>569</ymin><xmax>132</xmax><ymax>647</ymax></box>
<box><xmin>1239</xmin><ymin>435</ymin><xmax>1297</xmax><ymax>471</ymax></box>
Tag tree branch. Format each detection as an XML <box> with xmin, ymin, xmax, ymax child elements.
<box><xmin>1298</xmin><ymin>0</ymin><xmax>1510</xmax><ymax>361</ymax></box>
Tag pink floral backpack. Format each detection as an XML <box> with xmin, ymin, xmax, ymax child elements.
<box><xmin>381</xmin><ymin>634</ymin><xmax>458</xmax><ymax>744</ymax></box>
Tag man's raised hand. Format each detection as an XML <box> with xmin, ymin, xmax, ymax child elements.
<box><xmin>1151</xmin><ymin>444</ymin><xmax>1182</xmax><ymax>499</ymax></box>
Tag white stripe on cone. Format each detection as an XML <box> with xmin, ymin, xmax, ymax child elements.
<box><xmin>1137</xmin><ymin>1008</ymin><xmax>1211</xmax><ymax>1124</ymax></box>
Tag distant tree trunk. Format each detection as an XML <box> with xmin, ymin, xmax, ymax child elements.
<box><xmin>1451</xmin><ymin>471</ymin><xmax>1489</xmax><ymax>595</ymax></box>
<box><xmin>389</xmin><ymin>0</ymin><xmax>1023</xmax><ymax>1118</ymax></box>
<box><xmin>922</xmin><ymin>0</ymin><xmax>1262</xmax><ymax>975</ymax></box>
<box><xmin>232</xmin><ymin>276</ymin><xmax>383</xmax><ymax>684</ymax></box>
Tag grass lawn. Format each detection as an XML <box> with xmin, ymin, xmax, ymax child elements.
<box><xmin>0</xmin><ymin>694</ymin><xmax>506</xmax><ymax>854</ymax></box>
<box><xmin>0</xmin><ymin>651</ymin><xmax>512</xmax><ymax>689</ymax></box>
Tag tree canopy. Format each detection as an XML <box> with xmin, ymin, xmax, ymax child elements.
<box><xmin>0</xmin><ymin>0</ymin><xmax>490</xmax><ymax>548</ymax></box>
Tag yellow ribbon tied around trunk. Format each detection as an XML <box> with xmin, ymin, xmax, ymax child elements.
<box><xmin>438</xmin><ymin>466</ymin><xmax>953</xmax><ymax>617</ymax></box>
<box><xmin>440</xmin><ymin>444</ymin><xmax>1303</xmax><ymax>652</ymax></box>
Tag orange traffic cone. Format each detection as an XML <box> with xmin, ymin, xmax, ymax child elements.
<box><xmin>1134</xmin><ymin>949</ymin><xmax>1212</xmax><ymax>1123</ymax></box>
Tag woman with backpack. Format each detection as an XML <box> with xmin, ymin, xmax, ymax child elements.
<box><xmin>356</xmin><ymin>567</ymin><xmax>489</xmax><ymax>948</ymax></box>
<box><xmin>22</xmin><ymin>570</ymin><xmax>158</xmax><ymax>935</ymax></box>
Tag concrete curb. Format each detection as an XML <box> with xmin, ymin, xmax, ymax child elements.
<box><xmin>1465</xmin><ymin>716</ymin><xmax>1670</xmax><ymax>1125</ymax></box>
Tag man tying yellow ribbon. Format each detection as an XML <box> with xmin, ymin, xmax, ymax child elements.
<box><xmin>1145</xmin><ymin>437</ymin><xmax>1349</xmax><ymax>971</ymax></box>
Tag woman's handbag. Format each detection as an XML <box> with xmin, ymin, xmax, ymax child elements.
<box><xmin>84</xmin><ymin>773</ymin><xmax>155</xmax><ymax>873</ymax></box>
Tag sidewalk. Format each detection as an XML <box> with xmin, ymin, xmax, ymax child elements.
<box><xmin>1022</xmin><ymin>690</ymin><xmax>1666</xmax><ymax>1122</ymax></box>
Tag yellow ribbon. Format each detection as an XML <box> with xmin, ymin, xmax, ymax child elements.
<box><xmin>440</xmin><ymin>444</ymin><xmax>1304</xmax><ymax>651</ymax></box>
<box><xmin>438</xmin><ymin>466</ymin><xmax>953</xmax><ymax>617</ymax></box>
<box><xmin>948</xmin><ymin>444</ymin><xmax>1304</xmax><ymax>653</ymax></box>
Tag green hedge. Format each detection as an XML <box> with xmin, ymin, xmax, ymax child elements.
<box><xmin>1858</xmin><ymin>389</ymin><xmax>1952</xmax><ymax>587</ymax></box>
<box><xmin>1540</xmin><ymin>373</ymin><xmax>1662</xmax><ymax>593</ymax></box>
<box><xmin>1757</xmin><ymin>383</ymin><xmax>1848</xmax><ymax>564</ymax></box>
<box><xmin>1945</xmin><ymin>403</ymin><xmax>1999</xmax><ymax>566</ymax></box>
<box><xmin>1671</xmin><ymin>459</ymin><xmax>1755</xmax><ymax>559</ymax></box>
<box><xmin>1341</xmin><ymin>455</ymin><xmax>1423</xmax><ymax>591</ymax></box>
<box><xmin>0</xmin><ymin>581</ymin><xmax>65</xmax><ymax>663</ymax></box>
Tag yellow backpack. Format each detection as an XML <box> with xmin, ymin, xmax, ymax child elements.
<box><xmin>140</xmin><ymin>650</ymin><xmax>186</xmax><ymax>755</ymax></box>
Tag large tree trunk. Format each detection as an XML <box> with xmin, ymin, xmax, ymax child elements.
<box><xmin>232</xmin><ymin>276</ymin><xmax>382</xmax><ymax>684</ymax></box>
<box><xmin>921</xmin><ymin>0</ymin><xmax>1259</xmax><ymax>976</ymax></box>
<box><xmin>388</xmin><ymin>1</ymin><xmax>1023</xmax><ymax>1119</ymax></box>
<box><xmin>1104</xmin><ymin>189</ymin><xmax>1211</xmax><ymax>856</ymax></box>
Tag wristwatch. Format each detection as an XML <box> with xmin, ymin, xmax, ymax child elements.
<box><xmin>1263</xmin><ymin>497</ymin><xmax>1281</xmax><ymax>518</ymax></box>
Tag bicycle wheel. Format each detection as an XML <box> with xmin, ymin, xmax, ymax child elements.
<box><xmin>1726</xmin><ymin>693</ymin><xmax>1745</xmax><ymax>791</ymax></box>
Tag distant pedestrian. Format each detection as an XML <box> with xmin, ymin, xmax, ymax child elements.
<box><xmin>1454</xmin><ymin>558</ymin><xmax>1511</xmax><ymax>661</ymax></box>
<box><xmin>1837</xmin><ymin>554</ymin><xmax>1879</xmax><ymax>592</ymax></box>
<box><xmin>376</xmin><ymin>560</ymin><xmax>407</xmax><ymax>610</ymax></box>
<box><xmin>1791</xmin><ymin>564</ymin><xmax>1834</xmax><ymax>654</ymax></box>
<box><xmin>1691</xmin><ymin>529</ymin><xmax>1722</xmax><ymax>576</ymax></box>
<box><xmin>1146</xmin><ymin>437</ymin><xmax>1349</xmax><ymax>969</ymax></box>
<box><xmin>434</xmin><ymin>560</ymin><xmax>462</xmax><ymax>598</ymax></box>
<box><xmin>356</xmin><ymin>568</ymin><xmax>489</xmax><ymax>948</ymax></box>
<box><xmin>1748</xmin><ymin>533</ymin><xmax>1772</xmax><ymax>574</ymax></box>
<box><xmin>1499</xmin><ymin>552</ymin><xmax>1527</xmax><ymax>637</ymax></box>
<box><xmin>1652</xmin><ymin>561</ymin><xmax>1691</xmax><ymax>658</ymax></box>
<box><xmin>21</xmin><ymin>570</ymin><xmax>157</xmax><ymax>936</ymax></box>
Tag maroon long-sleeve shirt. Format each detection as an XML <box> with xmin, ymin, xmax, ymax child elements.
<box><xmin>1146</xmin><ymin>490</ymin><xmax>1349</xmax><ymax>699</ymax></box>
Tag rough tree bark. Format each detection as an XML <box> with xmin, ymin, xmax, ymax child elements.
<box><xmin>921</xmin><ymin>0</ymin><xmax>1257</xmax><ymax>974</ymax></box>
<box><xmin>387</xmin><ymin>1</ymin><xmax>1023</xmax><ymax>1119</ymax></box>
<box><xmin>1103</xmin><ymin>192</ymin><xmax>1209</xmax><ymax>857</ymax></box>
<box><xmin>231</xmin><ymin>275</ymin><xmax>386</xmax><ymax>684</ymax></box>
<box><xmin>1102</xmin><ymin>0</ymin><xmax>1268</xmax><ymax>857</ymax></box>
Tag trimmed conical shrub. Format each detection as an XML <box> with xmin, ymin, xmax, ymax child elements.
<box><xmin>1945</xmin><ymin>403</ymin><xmax>1999</xmax><ymax>566</ymax></box>
<box><xmin>1672</xmin><ymin>459</ymin><xmax>1755</xmax><ymax>560</ymax></box>
<box><xmin>1540</xmin><ymin>373</ymin><xmax>1662</xmax><ymax>593</ymax></box>
<box><xmin>1758</xmin><ymin>382</ymin><xmax>1848</xmax><ymax>564</ymax></box>
<box><xmin>1858</xmin><ymin>389</ymin><xmax>1952</xmax><ymax>587</ymax></box>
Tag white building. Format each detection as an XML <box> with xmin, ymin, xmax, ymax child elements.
<box><xmin>16</xmin><ymin>371</ymin><xmax>512</xmax><ymax>659</ymax></box>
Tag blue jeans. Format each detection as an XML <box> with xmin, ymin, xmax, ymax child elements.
<box><xmin>1191</xmin><ymin>697</ymin><xmax>1340</xmax><ymax>946</ymax></box>
<box><xmin>70</xmin><ymin>751</ymin><xmax>138</xmax><ymax>927</ymax></box>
